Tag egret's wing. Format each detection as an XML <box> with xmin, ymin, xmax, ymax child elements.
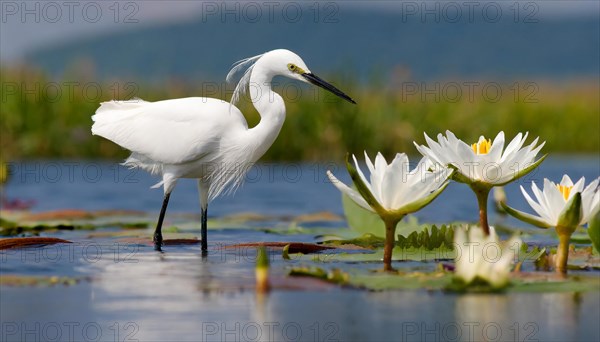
<box><xmin>92</xmin><ymin>97</ymin><xmax>246</xmax><ymax>164</ymax></box>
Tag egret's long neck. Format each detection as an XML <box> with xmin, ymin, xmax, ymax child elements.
<box><xmin>247</xmin><ymin>66</ymin><xmax>286</xmax><ymax>159</ymax></box>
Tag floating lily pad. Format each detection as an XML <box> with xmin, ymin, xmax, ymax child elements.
<box><xmin>322</xmin><ymin>233</ymin><xmax>385</xmax><ymax>249</ymax></box>
<box><xmin>0</xmin><ymin>209</ymin><xmax>154</xmax><ymax>236</ymax></box>
<box><xmin>222</xmin><ymin>242</ymin><xmax>335</xmax><ymax>254</ymax></box>
<box><xmin>288</xmin><ymin>266</ymin><xmax>350</xmax><ymax>285</ymax></box>
<box><xmin>292</xmin><ymin>211</ymin><xmax>344</xmax><ymax>223</ymax></box>
<box><xmin>288</xmin><ymin>266</ymin><xmax>600</xmax><ymax>293</ymax></box>
<box><xmin>0</xmin><ymin>275</ymin><xmax>90</xmax><ymax>287</ymax></box>
<box><xmin>19</xmin><ymin>209</ymin><xmax>94</xmax><ymax>221</ymax></box>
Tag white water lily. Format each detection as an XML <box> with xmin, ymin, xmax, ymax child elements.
<box><xmin>517</xmin><ymin>175</ymin><xmax>599</xmax><ymax>228</ymax></box>
<box><xmin>454</xmin><ymin>226</ymin><xmax>522</xmax><ymax>288</ymax></box>
<box><xmin>414</xmin><ymin>131</ymin><xmax>546</xmax><ymax>236</ymax></box>
<box><xmin>415</xmin><ymin>131</ymin><xmax>545</xmax><ymax>186</ymax></box>
<box><xmin>502</xmin><ymin>175</ymin><xmax>599</xmax><ymax>273</ymax></box>
<box><xmin>327</xmin><ymin>152</ymin><xmax>452</xmax><ymax>218</ymax></box>
<box><xmin>327</xmin><ymin>152</ymin><xmax>452</xmax><ymax>270</ymax></box>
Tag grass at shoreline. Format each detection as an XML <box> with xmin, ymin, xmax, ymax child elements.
<box><xmin>1</xmin><ymin>66</ymin><xmax>598</xmax><ymax>161</ymax></box>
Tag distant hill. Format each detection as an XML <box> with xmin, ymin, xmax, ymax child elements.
<box><xmin>25</xmin><ymin>6</ymin><xmax>599</xmax><ymax>82</ymax></box>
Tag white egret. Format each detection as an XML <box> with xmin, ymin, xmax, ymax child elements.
<box><xmin>91</xmin><ymin>49</ymin><xmax>356</xmax><ymax>252</ymax></box>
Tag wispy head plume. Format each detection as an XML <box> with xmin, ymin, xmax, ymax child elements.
<box><xmin>226</xmin><ymin>53</ymin><xmax>264</xmax><ymax>106</ymax></box>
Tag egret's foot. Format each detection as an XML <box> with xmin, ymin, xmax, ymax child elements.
<box><xmin>153</xmin><ymin>234</ymin><xmax>163</xmax><ymax>252</ymax></box>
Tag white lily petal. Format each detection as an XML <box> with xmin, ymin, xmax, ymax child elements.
<box><xmin>502</xmin><ymin>132</ymin><xmax>524</xmax><ymax>159</ymax></box>
<box><xmin>455</xmin><ymin>141</ymin><xmax>479</xmax><ymax>181</ymax></box>
<box><xmin>545</xmin><ymin>178</ymin><xmax>568</xmax><ymax>213</ymax></box>
<box><xmin>352</xmin><ymin>154</ymin><xmax>375</xmax><ymax>198</ymax></box>
<box><xmin>371</xmin><ymin>152</ymin><xmax>388</xmax><ymax>201</ymax></box>
<box><xmin>527</xmin><ymin>141</ymin><xmax>545</xmax><ymax>161</ymax></box>
<box><xmin>423</xmin><ymin>134</ymin><xmax>449</xmax><ymax>164</ymax></box>
<box><xmin>560</xmin><ymin>175</ymin><xmax>574</xmax><ymax>187</ymax></box>
<box><xmin>581</xmin><ymin>178</ymin><xmax>600</xmax><ymax>224</ymax></box>
<box><xmin>445</xmin><ymin>130</ymin><xmax>461</xmax><ymax>148</ymax></box>
<box><xmin>520</xmin><ymin>185</ymin><xmax>553</xmax><ymax>224</ymax></box>
<box><xmin>570</xmin><ymin>177</ymin><xmax>586</xmax><ymax>199</ymax></box>
<box><xmin>364</xmin><ymin>151</ymin><xmax>375</xmax><ymax>176</ymax></box>
<box><xmin>500</xmin><ymin>132</ymin><xmax>528</xmax><ymax>163</ymax></box>
<box><xmin>531</xmin><ymin>180</ymin><xmax>553</xmax><ymax>217</ymax></box>
<box><xmin>327</xmin><ymin>171</ymin><xmax>373</xmax><ymax>212</ymax></box>
<box><xmin>487</xmin><ymin>131</ymin><xmax>505</xmax><ymax>162</ymax></box>
<box><xmin>381</xmin><ymin>153</ymin><xmax>408</xmax><ymax>209</ymax></box>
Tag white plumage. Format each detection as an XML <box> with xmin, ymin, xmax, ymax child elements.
<box><xmin>93</xmin><ymin>97</ymin><xmax>253</xmax><ymax>199</ymax></box>
<box><xmin>91</xmin><ymin>49</ymin><xmax>356</xmax><ymax>251</ymax></box>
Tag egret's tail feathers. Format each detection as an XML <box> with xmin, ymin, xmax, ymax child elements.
<box><xmin>150</xmin><ymin>181</ymin><xmax>164</xmax><ymax>189</ymax></box>
<box><xmin>92</xmin><ymin>99</ymin><xmax>148</xmax><ymax>130</ymax></box>
<box><xmin>94</xmin><ymin>98</ymin><xmax>148</xmax><ymax>115</ymax></box>
<box><xmin>122</xmin><ymin>153</ymin><xmax>163</xmax><ymax>176</ymax></box>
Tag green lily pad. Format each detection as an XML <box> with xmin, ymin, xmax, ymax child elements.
<box><xmin>322</xmin><ymin>233</ymin><xmax>385</xmax><ymax>248</ymax></box>
<box><xmin>341</xmin><ymin>195</ymin><xmax>449</xmax><ymax>238</ymax></box>
<box><xmin>288</xmin><ymin>266</ymin><xmax>350</xmax><ymax>285</ymax></box>
<box><xmin>341</xmin><ymin>194</ymin><xmax>384</xmax><ymax>236</ymax></box>
<box><xmin>293</xmin><ymin>245</ymin><xmax>456</xmax><ymax>263</ymax></box>
<box><xmin>288</xmin><ymin>266</ymin><xmax>600</xmax><ymax>293</ymax></box>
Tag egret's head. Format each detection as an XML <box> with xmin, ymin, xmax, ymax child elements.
<box><xmin>264</xmin><ymin>49</ymin><xmax>356</xmax><ymax>104</ymax></box>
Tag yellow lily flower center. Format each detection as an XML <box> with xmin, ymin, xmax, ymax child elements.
<box><xmin>471</xmin><ymin>137</ymin><xmax>492</xmax><ymax>155</ymax></box>
<box><xmin>556</xmin><ymin>185</ymin><xmax>572</xmax><ymax>201</ymax></box>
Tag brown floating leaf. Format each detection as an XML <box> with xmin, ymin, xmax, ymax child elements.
<box><xmin>164</xmin><ymin>238</ymin><xmax>201</xmax><ymax>245</ymax></box>
<box><xmin>222</xmin><ymin>242</ymin><xmax>335</xmax><ymax>254</ymax></box>
<box><xmin>92</xmin><ymin>209</ymin><xmax>147</xmax><ymax>217</ymax></box>
<box><xmin>0</xmin><ymin>237</ymin><xmax>72</xmax><ymax>250</ymax></box>
<box><xmin>21</xmin><ymin>209</ymin><xmax>93</xmax><ymax>221</ymax></box>
<box><xmin>0</xmin><ymin>274</ymin><xmax>91</xmax><ymax>287</ymax></box>
<box><xmin>293</xmin><ymin>211</ymin><xmax>344</xmax><ymax>223</ymax></box>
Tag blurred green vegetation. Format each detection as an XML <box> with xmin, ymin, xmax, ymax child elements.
<box><xmin>1</xmin><ymin>66</ymin><xmax>598</xmax><ymax>161</ymax></box>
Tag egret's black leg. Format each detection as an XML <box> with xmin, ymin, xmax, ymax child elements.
<box><xmin>201</xmin><ymin>204</ymin><xmax>208</xmax><ymax>253</ymax></box>
<box><xmin>153</xmin><ymin>193</ymin><xmax>171</xmax><ymax>251</ymax></box>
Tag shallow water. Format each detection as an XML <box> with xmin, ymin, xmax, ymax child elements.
<box><xmin>5</xmin><ymin>156</ymin><xmax>599</xmax><ymax>219</ymax></box>
<box><xmin>1</xmin><ymin>156</ymin><xmax>599</xmax><ymax>341</ymax></box>
<box><xmin>2</xmin><ymin>243</ymin><xmax>599</xmax><ymax>341</ymax></box>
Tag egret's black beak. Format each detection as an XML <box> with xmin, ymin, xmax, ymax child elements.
<box><xmin>302</xmin><ymin>73</ymin><xmax>357</xmax><ymax>104</ymax></box>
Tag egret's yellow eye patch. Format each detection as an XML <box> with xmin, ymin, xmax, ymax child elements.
<box><xmin>287</xmin><ymin>63</ymin><xmax>305</xmax><ymax>74</ymax></box>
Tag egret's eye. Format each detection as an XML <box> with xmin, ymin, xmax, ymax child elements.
<box><xmin>287</xmin><ymin>63</ymin><xmax>296</xmax><ymax>71</ymax></box>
